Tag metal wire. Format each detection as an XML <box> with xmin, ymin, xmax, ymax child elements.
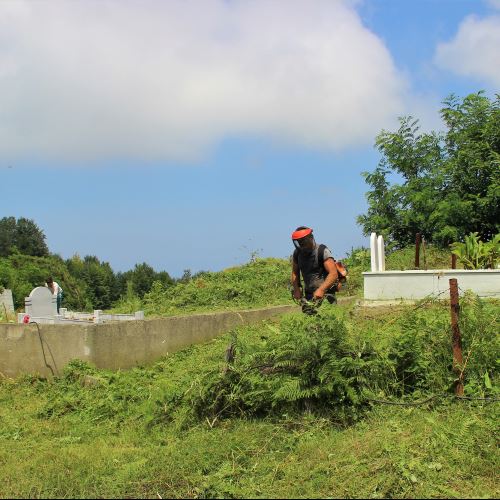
<box><xmin>365</xmin><ymin>395</ymin><xmax>440</xmax><ymax>406</ymax></box>
<box><xmin>30</xmin><ymin>321</ymin><xmax>57</xmax><ymax>377</ymax></box>
<box><xmin>365</xmin><ymin>393</ymin><xmax>500</xmax><ymax>406</ymax></box>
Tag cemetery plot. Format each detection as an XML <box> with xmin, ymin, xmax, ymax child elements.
<box><xmin>18</xmin><ymin>286</ymin><xmax>144</xmax><ymax>325</ymax></box>
<box><xmin>363</xmin><ymin>233</ymin><xmax>500</xmax><ymax>301</ymax></box>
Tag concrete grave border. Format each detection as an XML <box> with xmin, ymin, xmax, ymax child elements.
<box><xmin>0</xmin><ymin>304</ymin><xmax>298</xmax><ymax>378</ymax></box>
<box><xmin>363</xmin><ymin>269</ymin><xmax>500</xmax><ymax>301</ymax></box>
<box><xmin>364</xmin><ymin>232</ymin><xmax>500</xmax><ymax>302</ymax></box>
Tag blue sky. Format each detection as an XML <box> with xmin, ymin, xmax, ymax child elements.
<box><xmin>1</xmin><ymin>0</ymin><xmax>499</xmax><ymax>277</ymax></box>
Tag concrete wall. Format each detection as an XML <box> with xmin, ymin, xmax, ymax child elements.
<box><xmin>0</xmin><ymin>305</ymin><xmax>298</xmax><ymax>378</ymax></box>
<box><xmin>363</xmin><ymin>269</ymin><xmax>500</xmax><ymax>301</ymax></box>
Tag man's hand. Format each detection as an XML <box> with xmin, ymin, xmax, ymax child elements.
<box><xmin>313</xmin><ymin>288</ymin><xmax>325</xmax><ymax>301</ymax></box>
<box><xmin>293</xmin><ymin>289</ymin><xmax>302</xmax><ymax>300</ymax></box>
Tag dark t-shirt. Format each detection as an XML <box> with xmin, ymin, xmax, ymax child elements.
<box><xmin>293</xmin><ymin>243</ymin><xmax>334</xmax><ymax>294</ymax></box>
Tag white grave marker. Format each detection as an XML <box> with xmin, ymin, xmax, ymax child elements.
<box><xmin>0</xmin><ymin>288</ymin><xmax>14</xmax><ymax>313</ymax></box>
<box><xmin>370</xmin><ymin>232</ymin><xmax>379</xmax><ymax>272</ymax></box>
<box><xmin>25</xmin><ymin>287</ymin><xmax>57</xmax><ymax>318</ymax></box>
<box><xmin>377</xmin><ymin>235</ymin><xmax>386</xmax><ymax>272</ymax></box>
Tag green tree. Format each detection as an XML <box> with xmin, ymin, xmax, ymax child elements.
<box><xmin>0</xmin><ymin>217</ymin><xmax>16</xmax><ymax>257</ymax></box>
<box><xmin>66</xmin><ymin>255</ymin><xmax>119</xmax><ymax>310</ymax></box>
<box><xmin>15</xmin><ymin>218</ymin><xmax>50</xmax><ymax>256</ymax></box>
<box><xmin>118</xmin><ymin>263</ymin><xmax>174</xmax><ymax>299</ymax></box>
<box><xmin>130</xmin><ymin>262</ymin><xmax>156</xmax><ymax>298</ymax></box>
<box><xmin>438</xmin><ymin>93</ymin><xmax>500</xmax><ymax>242</ymax></box>
<box><xmin>0</xmin><ymin>217</ymin><xmax>49</xmax><ymax>257</ymax></box>
<box><xmin>179</xmin><ymin>269</ymin><xmax>192</xmax><ymax>283</ymax></box>
<box><xmin>357</xmin><ymin>92</ymin><xmax>500</xmax><ymax>248</ymax></box>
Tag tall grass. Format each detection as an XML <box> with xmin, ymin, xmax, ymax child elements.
<box><xmin>1</xmin><ymin>297</ymin><xmax>498</xmax><ymax>498</ymax></box>
<box><xmin>112</xmin><ymin>257</ymin><xmax>292</xmax><ymax>315</ymax></box>
<box><xmin>2</xmin><ymin>253</ymin><xmax>497</xmax><ymax>498</ymax></box>
<box><xmin>385</xmin><ymin>244</ymin><xmax>455</xmax><ymax>271</ymax></box>
<box><xmin>111</xmin><ymin>245</ymin><xmax>456</xmax><ymax>316</ymax></box>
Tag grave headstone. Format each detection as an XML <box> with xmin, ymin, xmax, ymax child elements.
<box><xmin>0</xmin><ymin>289</ymin><xmax>14</xmax><ymax>313</ymax></box>
<box><xmin>377</xmin><ymin>235</ymin><xmax>386</xmax><ymax>272</ymax></box>
<box><xmin>25</xmin><ymin>287</ymin><xmax>57</xmax><ymax>318</ymax></box>
<box><xmin>370</xmin><ymin>232</ymin><xmax>379</xmax><ymax>272</ymax></box>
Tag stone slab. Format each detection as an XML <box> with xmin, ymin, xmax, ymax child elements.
<box><xmin>0</xmin><ymin>289</ymin><xmax>14</xmax><ymax>314</ymax></box>
<box><xmin>25</xmin><ymin>287</ymin><xmax>57</xmax><ymax>318</ymax></box>
<box><xmin>363</xmin><ymin>269</ymin><xmax>500</xmax><ymax>300</ymax></box>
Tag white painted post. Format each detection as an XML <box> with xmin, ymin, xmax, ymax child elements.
<box><xmin>24</xmin><ymin>297</ymin><xmax>32</xmax><ymax>317</ymax></box>
<box><xmin>93</xmin><ymin>310</ymin><xmax>102</xmax><ymax>324</ymax></box>
<box><xmin>377</xmin><ymin>235</ymin><xmax>386</xmax><ymax>272</ymax></box>
<box><xmin>370</xmin><ymin>232</ymin><xmax>379</xmax><ymax>272</ymax></box>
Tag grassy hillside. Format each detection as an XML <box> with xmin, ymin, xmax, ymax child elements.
<box><xmin>0</xmin><ymin>245</ymin><xmax>454</xmax><ymax>321</ymax></box>
<box><xmin>1</xmin><ymin>293</ymin><xmax>498</xmax><ymax>498</ymax></box>
<box><xmin>111</xmin><ymin>245</ymin><xmax>455</xmax><ymax>317</ymax></box>
<box><xmin>112</xmin><ymin>257</ymin><xmax>293</xmax><ymax>316</ymax></box>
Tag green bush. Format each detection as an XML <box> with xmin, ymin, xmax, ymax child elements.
<box><xmin>388</xmin><ymin>294</ymin><xmax>499</xmax><ymax>397</ymax></box>
<box><xmin>153</xmin><ymin>311</ymin><xmax>392</xmax><ymax>424</ymax></box>
<box><xmin>341</xmin><ymin>247</ymin><xmax>371</xmax><ymax>296</ymax></box>
<box><xmin>385</xmin><ymin>244</ymin><xmax>452</xmax><ymax>270</ymax></box>
<box><xmin>150</xmin><ymin>295</ymin><xmax>499</xmax><ymax>426</ymax></box>
<box><xmin>450</xmin><ymin>232</ymin><xmax>500</xmax><ymax>269</ymax></box>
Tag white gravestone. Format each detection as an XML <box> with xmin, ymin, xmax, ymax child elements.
<box><xmin>377</xmin><ymin>235</ymin><xmax>386</xmax><ymax>272</ymax></box>
<box><xmin>370</xmin><ymin>232</ymin><xmax>379</xmax><ymax>272</ymax></box>
<box><xmin>0</xmin><ymin>289</ymin><xmax>14</xmax><ymax>313</ymax></box>
<box><xmin>25</xmin><ymin>287</ymin><xmax>57</xmax><ymax>318</ymax></box>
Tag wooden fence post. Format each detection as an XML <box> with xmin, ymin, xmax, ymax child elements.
<box><xmin>449</xmin><ymin>278</ymin><xmax>464</xmax><ymax>396</ymax></box>
<box><xmin>415</xmin><ymin>233</ymin><xmax>421</xmax><ymax>268</ymax></box>
<box><xmin>451</xmin><ymin>254</ymin><xmax>457</xmax><ymax>269</ymax></box>
<box><xmin>422</xmin><ymin>236</ymin><xmax>427</xmax><ymax>269</ymax></box>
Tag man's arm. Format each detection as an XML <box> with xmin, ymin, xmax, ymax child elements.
<box><xmin>313</xmin><ymin>258</ymin><xmax>339</xmax><ymax>300</ymax></box>
<box><xmin>291</xmin><ymin>257</ymin><xmax>302</xmax><ymax>300</ymax></box>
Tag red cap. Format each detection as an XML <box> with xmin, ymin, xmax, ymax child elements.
<box><xmin>291</xmin><ymin>228</ymin><xmax>312</xmax><ymax>240</ymax></box>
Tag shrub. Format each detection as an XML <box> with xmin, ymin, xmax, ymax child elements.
<box><xmin>450</xmin><ymin>232</ymin><xmax>500</xmax><ymax>269</ymax></box>
<box><xmin>154</xmin><ymin>311</ymin><xmax>393</xmax><ymax>424</ymax></box>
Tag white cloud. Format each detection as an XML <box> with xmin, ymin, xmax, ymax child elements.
<box><xmin>434</xmin><ymin>14</ymin><xmax>500</xmax><ymax>86</ymax></box>
<box><xmin>487</xmin><ymin>0</ymin><xmax>500</xmax><ymax>10</ymax></box>
<box><xmin>0</xmin><ymin>0</ymin><xmax>407</xmax><ymax>164</ymax></box>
